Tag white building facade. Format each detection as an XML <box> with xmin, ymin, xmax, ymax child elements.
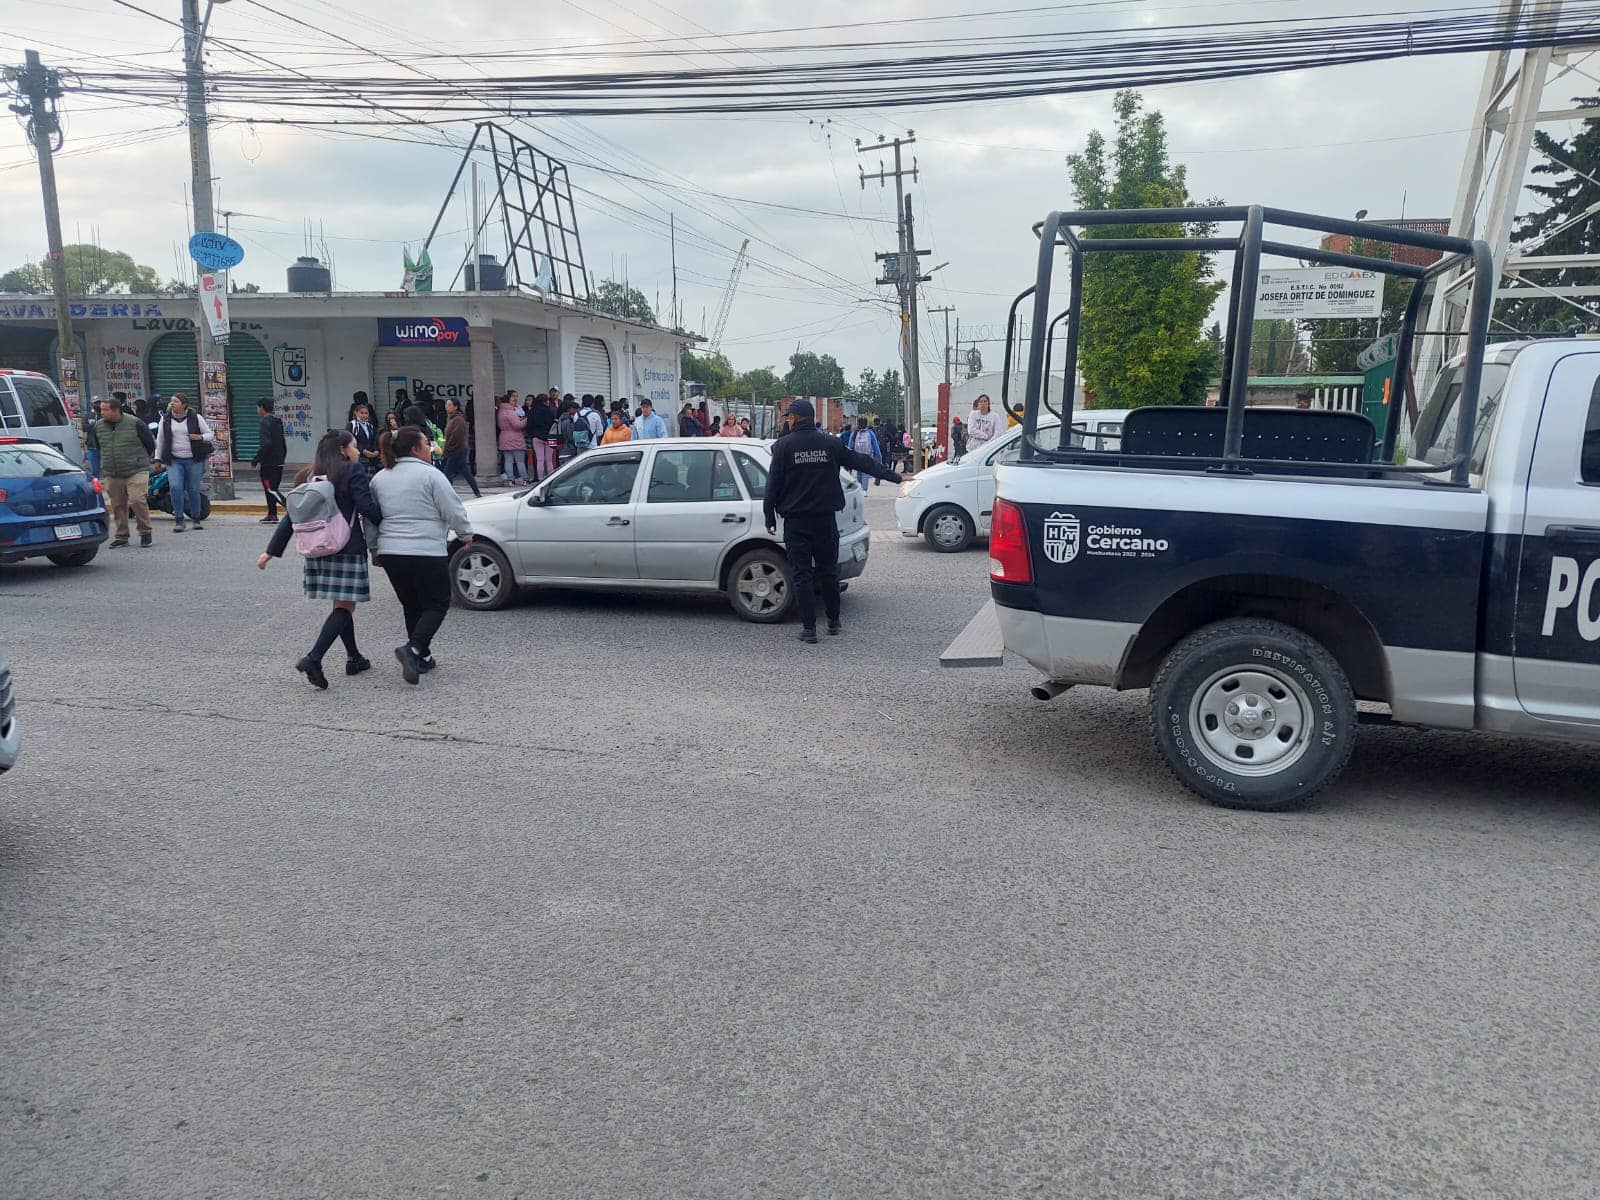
<box><xmin>0</xmin><ymin>290</ymin><xmax>690</xmax><ymax>485</ymax></box>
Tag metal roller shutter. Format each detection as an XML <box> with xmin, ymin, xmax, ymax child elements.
<box><xmin>146</xmin><ymin>331</ymin><xmax>272</xmax><ymax>462</ymax></box>
<box><xmin>225</xmin><ymin>336</ymin><xmax>271</xmax><ymax>463</ymax></box>
<box><xmin>574</xmin><ymin>336</ymin><xmax>612</xmax><ymax>399</ymax></box>
<box><xmin>146</xmin><ymin>332</ymin><xmax>199</xmax><ymax>406</ymax></box>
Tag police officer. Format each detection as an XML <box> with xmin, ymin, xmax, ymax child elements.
<box><xmin>763</xmin><ymin>398</ymin><xmax>902</xmax><ymax>643</ymax></box>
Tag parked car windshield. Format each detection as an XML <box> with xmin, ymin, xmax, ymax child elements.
<box><xmin>0</xmin><ymin>442</ymin><xmax>77</xmax><ymax>477</ymax></box>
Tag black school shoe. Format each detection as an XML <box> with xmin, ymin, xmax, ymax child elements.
<box><xmin>296</xmin><ymin>656</ymin><xmax>329</xmax><ymax>690</ymax></box>
<box><xmin>395</xmin><ymin>644</ymin><xmax>421</xmax><ymax>685</ymax></box>
<box><xmin>419</xmin><ymin>655</ymin><xmax>437</xmax><ymax>673</ymax></box>
<box><xmin>798</xmin><ymin>627</ymin><xmax>819</xmax><ymax>645</ymax></box>
<box><xmin>345</xmin><ymin>656</ymin><xmax>372</xmax><ymax>676</ymax></box>
<box><xmin>827</xmin><ymin>618</ymin><xmax>842</xmax><ymax>636</ymax></box>
<box><xmin>139</xmin><ymin>533</ymin><xmax>152</xmax><ymax>547</ymax></box>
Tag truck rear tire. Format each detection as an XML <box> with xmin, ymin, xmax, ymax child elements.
<box><xmin>1150</xmin><ymin>618</ymin><xmax>1355</xmax><ymax>811</ymax></box>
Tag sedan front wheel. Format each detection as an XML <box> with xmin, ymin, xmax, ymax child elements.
<box><xmin>450</xmin><ymin>542</ymin><xmax>515</xmax><ymax>610</ymax></box>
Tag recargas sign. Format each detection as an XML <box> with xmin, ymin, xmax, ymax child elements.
<box><xmin>377</xmin><ymin>317</ymin><xmax>470</xmax><ymax>347</ymax></box>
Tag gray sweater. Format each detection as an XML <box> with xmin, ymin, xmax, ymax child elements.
<box><xmin>368</xmin><ymin>457</ymin><xmax>472</xmax><ymax>557</ymax></box>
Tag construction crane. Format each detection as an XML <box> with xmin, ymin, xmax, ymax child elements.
<box><xmin>709</xmin><ymin>238</ymin><xmax>750</xmax><ymax>354</ymax></box>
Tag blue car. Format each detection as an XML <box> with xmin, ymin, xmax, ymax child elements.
<box><xmin>0</xmin><ymin>436</ymin><xmax>109</xmax><ymax>568</ymax></box>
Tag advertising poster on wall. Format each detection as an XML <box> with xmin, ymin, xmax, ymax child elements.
<box><xmin>101</xmin><ymin>344</ymin><xmax>143</xmax><ymax>404</ymax></box>
<box><xmin>58</xmin><ymin>357</ymin><xmax>82</xmax><ymax>420</ymax></box>
<box><xmin>200</xmin><ymin>359</ymin><xmax>232</xmax><ymax>479</ymax></box>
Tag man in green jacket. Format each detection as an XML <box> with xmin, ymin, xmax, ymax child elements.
<box><xmin>93</xmin><ymin>396</ymin><xmax>156</xmax><ymax>548</ymax></box>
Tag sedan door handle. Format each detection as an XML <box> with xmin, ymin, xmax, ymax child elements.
<box><xmin>607</xmin><ymin>517</ymin><xmax>631</xmax><ymax>526</ymax></box>
<box><xmin>721</xmin><ymin>514</ymin><xmax>747</xmax><ymax>524</ymax></box>
<box><xmin>1545</xmin><ymin>524</ymin><xmax>1600</xmax><ymax>544</ymax></box>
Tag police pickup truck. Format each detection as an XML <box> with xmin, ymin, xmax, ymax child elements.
<box><xmin>946</xmin><ymin>205</ymin><xmax>1600</xmax><ymax>810</ymax></box>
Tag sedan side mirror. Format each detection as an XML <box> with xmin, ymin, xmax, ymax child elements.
<box><xmin>526</xmin><ymin>489</ymin><xmax>545</xmax><ymax>506</ymax></box>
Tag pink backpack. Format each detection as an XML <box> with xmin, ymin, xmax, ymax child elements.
<box><xmin>285</xmin><ymin>476</ymin><xmax>352</xmax><ymax>558</ymax></box>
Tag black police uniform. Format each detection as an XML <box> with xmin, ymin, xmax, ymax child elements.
<box><xmin>763</xmin><ymin>416</ymin><xmax>901</xmax><ymax>634</ymax></box>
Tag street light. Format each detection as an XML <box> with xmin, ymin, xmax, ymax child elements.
<box><xmin>193</xmin><ymin>0</ymin><xmax>232</xmax><ymax>59</ymax></box>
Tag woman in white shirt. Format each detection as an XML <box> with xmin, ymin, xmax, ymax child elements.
<box><xmin>152</xmin><ymin>392</ymin><xmax>216</xmax><ymax>531</ymax></box>
<box><xmin>965</xmin><ymin>394</ymin><xmax>1001</xmax><ymax>453</ymax></box>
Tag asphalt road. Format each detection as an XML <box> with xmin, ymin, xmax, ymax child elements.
<box><xmin>3</xmin><ymin>492</ymin><xmax>1598</xmax><ymax>1199</ymax></box>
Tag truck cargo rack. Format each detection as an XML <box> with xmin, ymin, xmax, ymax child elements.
<box><xmin>1005</xmin><ymin>205</ymin><xmax>1493</xmax><ymax>486</ymax></box>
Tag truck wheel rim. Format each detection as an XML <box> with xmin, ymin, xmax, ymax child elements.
<box><xmin>931</xmin><ymin>512</ymin><xmax>966</xmax><ymax>547</ymax></box>
<box><xmin>737</xmin><ymin>562</ymin><xmax>787</xmax><ymax>613</ymax></box>
<box><xmin>455</xmin><ymin>552</ymin><xmax>501</xmax><ymax>603</ymax></box>
<box><xmin>1189</xmin><ymin>666</ymin><xmax>1314</xmax><ymax>777</ymax></box>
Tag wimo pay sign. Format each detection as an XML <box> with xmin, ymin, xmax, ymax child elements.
<box><xmin>1255</xmin><ymin>268</ymin><xmax>1384</xmax><ymax>320</ymax></box>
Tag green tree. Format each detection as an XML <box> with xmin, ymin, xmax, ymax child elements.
<box><xmin>1303</xmin><ymin>238</ymin><xmax>1409</xmax><ymax>373</ymax></box>
<box><xmin>1065</xmin><ymin>90</ymin><xmax>1223</xmax><ymax>408</ymax></box>
<box><xmin>0</xmin><ymin>263</ymin><xmax>47</xmax><ymax>293</ymax></box>
<box><xmin>60</xmin><ymin>244</ymin><xmax>162</xmax><ymax>294</ymax></box>
<box><xmin>850</xmin><ymin>366</ymin><xmax>903</xmax><ymax>420</ymax></box>
<box><xmin>1501</xmin><ymin>103</ymin><xmax>1600</xmax><ymax>333</ymax></box>
<box><xmin>783</xmin><ymin>350</ymin><xmax>847</xmax><ymax>398</ymax></box>
<box><xmin>734</xmin><ymin>366</ymin><xmax>784</xmax><ymax>404</ymax></box>
<box><xmin>1249</xmin><ymin>319</ymin><xmax>1306</xmax><ymax>375</ymax></box>
<box><xmin>230</xmin><ymin>279</ymin><xmax>261</xmax><ymax>294</ymax></box>
<box><xmin>681</xmin><ymin>347</ymin><xmax>736</xmax><ymax>395</ymax></box>
<box><xmin>593</xmin><ymin>279</ymin><xmax>656</xmax><ymax>323</ymax></box>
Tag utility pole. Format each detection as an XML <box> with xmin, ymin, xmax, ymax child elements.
<box><xmin>8</xmin><ymin>50</ymin><xmax>76</xmax><ymax>408</ymax></box>
<box><xmin>859</xmin><ymin>131</ymin><xmax>931</xmax><ymax>471</ymax></box>
<box><xmin>182</xmin><ymin>0</ymin><xmax>220</xmax><ymax>362</ymax></box>
<box><xmin>928</xmin><ymin>304</ymin><xmax>955</xmax><ymax>384</ymax></box>
<box><xmin>182</xmin><ymin>0</ymin><xmax>234</xmax><ymax>496</ymax></box>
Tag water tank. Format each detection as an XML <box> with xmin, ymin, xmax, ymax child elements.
<box><xmin>465</xmin><ymin>254</ymin><xmax>506</xmax><ymax>291</ymax></box>
<box><xmin>287</xmin><ymin>256</ymin><xmax>331</xmax><ymax>292</ymax></box>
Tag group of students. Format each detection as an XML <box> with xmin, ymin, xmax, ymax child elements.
<box><xmin>256</xmin><ymin>421</ymin><xmax>473</xmax><ymax>691</ymax></box>
<box><xmin>489</xmin><ymin>390</ymin><xmax>757</xmax><ymax>487</ymax></box>
<box><xmin>834</xmin><ymin>415</ymin><xmax>917</xmax><ymax>486</ymax></box>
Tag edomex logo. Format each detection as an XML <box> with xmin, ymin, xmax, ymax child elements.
<box><xmin>1043</xmin><ymin>511</ymin><xmax>1080</xmax><ymax>564</ymax></box>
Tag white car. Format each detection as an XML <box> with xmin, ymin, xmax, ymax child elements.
<box><xmin>896</xmin><ymin>411</ymin><xmax>1128</xmax><ymax>552</ymax></box>
<box><xmin>449</xmin><ymin>437</ymin><xmax>871</xmax><ymax>622</ymax></box>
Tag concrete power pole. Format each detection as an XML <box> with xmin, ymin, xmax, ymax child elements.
<box><xmin>858</xmin><ymin>132</ymin><xmax>931</xmax><ymax>471</ymax></box>
<box><xmin>9</xmin><ymin>51</ymin><xmax>76</xmax><ymax>401</ymax></box>
<box><xmin>182</xmin><ymin>0</ymin><xmax>233</xmax><ymax>496</ymax></box>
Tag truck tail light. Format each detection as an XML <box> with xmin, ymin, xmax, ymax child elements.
<box><xmin>989</xmin><ymin>498</ymin><xmax>1032</xmax><ymax>584</ymax></box>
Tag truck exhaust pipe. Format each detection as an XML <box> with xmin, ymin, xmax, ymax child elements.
<box><xmin>1031</xmin><ymin>681</ymin><xmax>1072</xmax><ymax>702</ymax></box>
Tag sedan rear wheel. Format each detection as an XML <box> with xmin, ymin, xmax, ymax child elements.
<box><xmin>450</xmin><ymin>542</ymin><xmax>514</xmax><ymax>610</ymax></box>
<box><xmin>728</xmin><ymin>548</ymin><xmax>794</xmax><ymax>623</ymax></box>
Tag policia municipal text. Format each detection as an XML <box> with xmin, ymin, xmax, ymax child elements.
<box><xmin>763</xmin><ymin>398</ymin><xmax>903</xmax><ymax>643</ymax></box>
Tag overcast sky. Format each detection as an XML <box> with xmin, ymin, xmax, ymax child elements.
<box><xmin>0</xmin><ymin>0</ymin><xmax>1523</xmax><ymax>398</ymax></box>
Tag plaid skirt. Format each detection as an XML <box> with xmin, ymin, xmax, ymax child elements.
<box><xmin>302</xmin><ymin>551</ymin><xmax>371</xmax><ymax>602</ymax></box>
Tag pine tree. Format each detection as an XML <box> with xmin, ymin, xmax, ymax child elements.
<box><xmin>1500</xmin><ymin>103</ymin><xmax>1600</xmax><ymax>333</ymax></box>
<box><xmin>1065</xmin><ymin>91</ymin><xmax>1224</xmax><ymax>409</ymax></box>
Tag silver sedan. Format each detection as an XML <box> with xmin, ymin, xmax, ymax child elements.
<box><xmin>448</xmin><ymin>437</ymin><xmax>872</xmax><ymax>622</ymax></box>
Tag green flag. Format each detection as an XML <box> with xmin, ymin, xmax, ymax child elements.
<box><xmin>403</xmin><ymin>245</ymin><xmax>433</xmax><ymax>294</ymax></box>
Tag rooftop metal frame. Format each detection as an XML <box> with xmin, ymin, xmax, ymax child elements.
<box><xmin>1008</xmin><ymin>205</ymin><xmax>1494</xmax><ymax>485</ymax></box>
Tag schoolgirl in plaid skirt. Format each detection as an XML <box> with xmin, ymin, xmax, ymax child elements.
<box><xmin>257</xmin><ymin>428</ymin><xmax>383</xmax><ymax>690</ymax></box>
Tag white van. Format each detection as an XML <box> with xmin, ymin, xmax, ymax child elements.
<box><xmin>0</xmin><ymin>370</ymin><xmax>83</xmax><ymax>467</ymax></box>
<box><xmin>895</xmin><ymin>410</ymin><xmax>1127</xmax><ymax>552</ymax></box>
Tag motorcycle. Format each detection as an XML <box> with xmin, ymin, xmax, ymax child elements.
<box><xmin>147</xmin><ymin>466</ymin><xmax>213</xmax><ymax>521</ymax></box>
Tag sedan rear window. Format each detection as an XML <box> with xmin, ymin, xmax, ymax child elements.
<box><xmin>0</xmin><ymin>444</ymin><xmax>77</xmax><ymax>477</ymax></box>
